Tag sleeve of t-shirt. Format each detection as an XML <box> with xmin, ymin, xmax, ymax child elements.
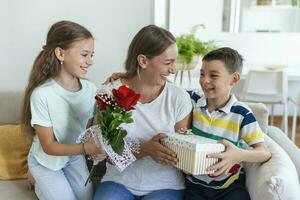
<box><xmin>30</xmin><ymin>89</ymin><xmax>52</xmax><ymax>128</ymax></box>
<box><xmin>85</xmin><ymin>80</ymin><xmax>98</xmax><ymax>117</ymax></box>
<box><xmin>240</xmin><ymin>110</ymin><xmax>265</xmax><ymax>146</ymax></box>
<box><xmin>174</xmin><ymin>88</ymin><xmax>193</xmax><ymax>123</ymax></box>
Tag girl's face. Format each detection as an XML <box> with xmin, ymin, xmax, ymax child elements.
<box><xmin>142</xmin><ymin>43</ymin><xmax>177</xmax><ymax>86</ymax></box>
<box><xmin>61</xmin><ymin>38</ymin><xmax>94</xmax><ymax>79</ymax></box>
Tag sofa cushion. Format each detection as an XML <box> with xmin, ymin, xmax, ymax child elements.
<box><xmin>267</xmin><ymin>126</ymin><xmax>300</xmax><ymax>181</ymax></box>
<box><xmin>244</xmin><ymin>134</ymin><xmax>300</xmax><ymax>200</ymax></box>
<box><xmin>0</xmin><ymin>180</ymin><xmax>37</xmax><ymax>199</ymax></box>
<box><xmin>0</xmin><ymin>124</ymin><xmax>31</xmax><ymax>180</ymax></box>
<box><xmin>0</xmin><ymin>91</ymin><xmax>23</xmax><ymax>125</ymax></box>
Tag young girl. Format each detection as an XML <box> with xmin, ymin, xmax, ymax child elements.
<box><xmin>21</xmin><ymin>20</ymin><xmax>103</xmax><ymax>200</ymax></box>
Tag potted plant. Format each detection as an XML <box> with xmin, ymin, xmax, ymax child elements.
<box><xmin>176</xmin><ymin>24</ymin><xmax>216</xmax><ymax>70</ymax></box>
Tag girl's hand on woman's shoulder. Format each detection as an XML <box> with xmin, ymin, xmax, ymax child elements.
<box><xmin>103</xmin><ymin>72</ymin><xmax>127</xmax><ymax>84</ymax></box>
<box><xmin>141</xmin><ymin>133</ymin><xmax>178</xmax><ymax>166</ymax></box>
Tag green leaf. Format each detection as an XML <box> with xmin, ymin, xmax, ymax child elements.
<box><xmin>111</xmin><ymin>112</ymin><xmax>123</xmax><ymax>120</ymax></box>
<box><xmin>176</xmin><ymin>25</ymin><xmax>217</xmax><ymax>64</ymax></box>
<box><xmin>110</xmin><ymin>129</ymin><xmax>127</xmax><ymax>155</ymax></box>
<box><xmin>108</xmin><ymin>119</ymin><xmax>122</xmax><ymax>132</ymax></box>
<box><xmin>112</xmin><ymin>141</ymin><xmax>125</xmax><ymax>155</ymax></box>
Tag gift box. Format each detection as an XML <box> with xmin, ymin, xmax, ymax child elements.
<box><xmin>162</xmin><ymin>132</ymin><xmax>225</xmax><ymax>175</ymax></box>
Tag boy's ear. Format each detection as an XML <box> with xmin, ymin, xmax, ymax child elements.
<box><xmin>137</xmin><ymin>54</ymin><xmax>147</xmax><ymax>69</ymax></box>
<box><xmin>54</xmin><ymin>47</ymin><xmax>65</xmax><ymax>63</ymax></box>
<box><xmin>231</xmin><ymin>72</ymin><xmax>241</xmax><ymax>86</ymax></box>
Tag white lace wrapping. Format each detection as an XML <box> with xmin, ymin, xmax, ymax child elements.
<box><xmin>77</xmin><ymin>125</ymin><xmax>140</xmax><ymax>172</ymax></box>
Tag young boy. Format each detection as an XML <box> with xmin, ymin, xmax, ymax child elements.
<box><xmin>185</xmin><ymin>47</ymin><xmax>271</xmax><ymax>200</ymax></box>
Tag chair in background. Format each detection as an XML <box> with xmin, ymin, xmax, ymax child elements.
<box><xmin>289</xmin><ymin>92</ymin><xmax>300</xmax><ymax>143</ymax></box>
<box><xmin>240</xmin><ymin>70</ymin><xmax>288</xmax><ymax>135</ymax></box>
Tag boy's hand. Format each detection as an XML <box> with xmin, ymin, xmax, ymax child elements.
<box><xmin>207</xmin><ymin>139</ymin><xmax>242</xmax><ymax>176</ymax></box>
<box><xmin>103</xmin><ymin>72</ymin><xmax>127</xmax><ymax>84</ymax></box>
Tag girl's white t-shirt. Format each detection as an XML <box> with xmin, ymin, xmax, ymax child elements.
<box><xmin>30</xmin><ymin>79</ymin><xmax>97</xmax><ymax>170</ymax></box>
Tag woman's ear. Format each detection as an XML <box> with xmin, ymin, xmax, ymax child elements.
<box><xmin>231</xmin><ymin>72</ymin><xmax>241</xmax><ymax>86</ymax></box>
<box><xmin>54</xmin><ymin>47</ymin><xmax>65</xmax><ymax>63</ymax></box>
<box><xmin>137</xmin><ymin>54</ymin><xmax>147</xmax><ymax>69</ymax></box>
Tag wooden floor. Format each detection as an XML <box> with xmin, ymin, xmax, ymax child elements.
<box><xmin>273</xmin><ymin>116</ymin><xmax>300</xmax><ymax>148</ymax></box>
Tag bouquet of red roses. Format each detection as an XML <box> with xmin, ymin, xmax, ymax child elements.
<box><xmin>95</xmin><ymin>85</ymin><xmax>140</xmax><ymax>155</ymax></box>
<box><xmin>78</xmin><ymin>85</ymin><xmax>140</xmax><ymax>186</ymax></box>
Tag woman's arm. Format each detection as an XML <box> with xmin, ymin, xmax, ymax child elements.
<box><xmin>34</xmin><ymin>125</ymin><xmax>101</xmax><ymax>156</ymax></box>
<box><xmin>134</xmin><ymin>112</ymin><xmax>192</xmax><ymax>165</ymax></box>
<box><xmin>175</xmin><ymin>112</ymin><xmax>192</xmax><ymax>131</ymax></box>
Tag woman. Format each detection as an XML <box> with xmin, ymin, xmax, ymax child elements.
<box><xmin>94</xmin><ymin>25</ymin><xmax>192</xmax><ymax>200</ymax></box>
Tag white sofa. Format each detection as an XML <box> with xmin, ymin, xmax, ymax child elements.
<box><xmin>0</xmin><ymin>91</ymin><xmax>299</xmax><ymax>199</ymax></box>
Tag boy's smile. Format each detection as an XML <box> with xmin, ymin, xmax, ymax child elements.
<box><xmin>199</xmin><ymin>60</ymin><xmax>240</xmax><ymax>109</ymax></box>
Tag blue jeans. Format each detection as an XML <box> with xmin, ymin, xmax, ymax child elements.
<box><xmin>28</xmin><ymin>153</ymin><xmax>93</xmax><ymax>200</ymax></box>
<box><xmin>93</xmin><ymin>181</ymin><xmax>184</xmax><ymax>200</ymax></box>
<box><xmin>184</xmin><ymin>174</ymin><xmax>250</xmax><ymax>200</ymax></box>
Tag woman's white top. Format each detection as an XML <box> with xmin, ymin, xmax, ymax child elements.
<box><xmin>101</xmin><ymin>79</ymin><xmax>192</xmax><ymax>195</ymax></box>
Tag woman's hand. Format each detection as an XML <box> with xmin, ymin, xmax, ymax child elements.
<box><xmin>140</xmin><ymin>133</ymin><xmax>178</xmax><ymax>166</ymax></box>
<box><xmin>103</xmin><ymin>72</ymin><xmax>127</xmax><ymax>84</ymax></box>
<box><xmin>207</xmin><ymin>140</ymin><xmax>242</xmax><ymax>176</ymax></box>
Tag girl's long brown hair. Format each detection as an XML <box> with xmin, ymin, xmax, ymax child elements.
<box><xmin>21</xmin><ymin>20</ymin><xmax>93</xmax><ymax>138</ymax></box>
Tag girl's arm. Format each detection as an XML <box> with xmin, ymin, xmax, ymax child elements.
<box><xmin>103</xmin><ymin>72</ymin><xmax>127</xmax><ymax>84</ymax></box>
<box><xmin>34</xmin><ymin>125</ymin><xmax>100</xmax><ymax>156</ymax></box>
<box><xmin>208</xmin><ymin>140</ymin><xmax>271</xmax><ymax>176</ymax></box>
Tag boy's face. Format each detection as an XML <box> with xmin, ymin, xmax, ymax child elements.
<box><xmin>199</xmin><ymin>60</ymin><xmax>240</xmax><ymax>100</ymax></box>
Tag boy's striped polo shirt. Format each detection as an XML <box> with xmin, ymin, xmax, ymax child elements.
<box><xmin>186</xmin><ymin>90</ymin><xmax>265</xmax><ymax>189</ymax></box>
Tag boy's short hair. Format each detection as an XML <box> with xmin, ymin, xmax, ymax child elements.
<box><xmin>202</xmin><ymin>47</ymin><xmax>243</xmax><ymax>74</ymax></box>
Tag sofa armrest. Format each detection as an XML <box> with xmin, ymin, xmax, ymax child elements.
<box><xmin>267</xmin><ymin>126</ymin><xmax>300</xmax><ymax>180</ymax></box>
<box><xmin>245</xmin><ymin>134</ymin><xmax>300</xmax><ymax>200</ymax></box>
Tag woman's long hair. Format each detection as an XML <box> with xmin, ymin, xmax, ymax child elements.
<box><xmin>21</xmin><ymin>20</ymin><xmax>93</xmax><ymax>138</ymax></box>
<box><xmin>125</xmin><ymin>25</ymin><xmax>176</xmax><ymax>77</ymax></box>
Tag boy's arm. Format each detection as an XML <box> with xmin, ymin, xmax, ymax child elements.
<box><xmin>240</xmin><ymin>142</ymin><xmax>271</xmax><ymax>163</ymax></box>
<box><xmin>207</xmin><ymin>140</ymin><xmax>271</xmax><ymax>176</ymax></box>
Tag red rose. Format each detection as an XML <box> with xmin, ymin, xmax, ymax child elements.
<box><xmin>95</xmin><ymin>94</ymin><xmax>109</xmax><ymax>111</ymax></box>
<box><xmin>112</xmin><ymin>85</ymin><xmax>140</xmax><ymax>111</ymax></box>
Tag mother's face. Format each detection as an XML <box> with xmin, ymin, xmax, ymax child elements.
<box><xmin>142</xmin><ymin>43</ymin><xmax>178</xmax><ymax>86</ymax></box>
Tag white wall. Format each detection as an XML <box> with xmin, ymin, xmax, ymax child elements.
<box><xmin>0</xmin><ymin>0</ymin><xmax>154</xmax><ymax>91</ymax></box>
<box><xmin>167</xmin><ymin>0</ymin><xmax>300</xmax><ymax>69</ymax></box>
<box><xmin>169</xmin><ymin>0</ymin><xmax>223</xmax><ymax>34</ymax></box>
<box><xmin>198</xmin><ymin>32</ymin><xmax>300</xmax><ymax>69</ymax></box>
<box><xmin>166</xmin><ymin>0</ymin><xmax>300</xmax><ymax>116</ymax></box>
